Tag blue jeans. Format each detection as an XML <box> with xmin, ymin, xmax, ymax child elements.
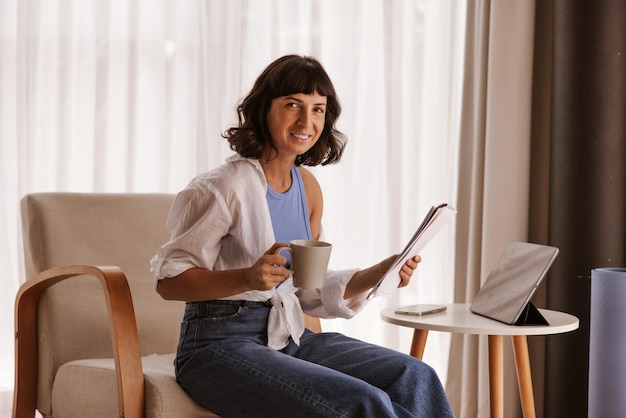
<box><xmin>175</xmin><ymin>300</ymin><xmax>454</xmax><ymax>418</ymax></box>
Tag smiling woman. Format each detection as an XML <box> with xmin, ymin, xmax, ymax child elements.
<box><xmin>151</xmin><ymin>54</ymin><xmax>454</xmax><ymax>416</ymax></box>
<box><xmin>0</xmin><ymin>1</ymin><xmax>466</xmax><ymax>416</ymax></box>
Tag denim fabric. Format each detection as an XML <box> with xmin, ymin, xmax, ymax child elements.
<box><xmin>175</xmin><ymin>300</ymin><xmax>454</xmax><ymax>418</ymax></box>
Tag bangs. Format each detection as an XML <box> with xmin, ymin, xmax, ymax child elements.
<box><xmin>268</xmin><ymin>59</ymin><xmax>336</xmax><ymax>99</ymax></box>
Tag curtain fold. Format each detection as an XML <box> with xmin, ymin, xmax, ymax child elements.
<box><xmin>0</xmin><ymin>1</ymin><xmax>466</xmax><ymax>416</ymax></box>
<box><xmin>447</xmin><ymin>1</ymin><xmax>537</xmax><ymax>417</ymax></box>
<box><xmin>445</xmin><ymin>2</ymin><xmax>489</xmax><ymax>415</ymax></box>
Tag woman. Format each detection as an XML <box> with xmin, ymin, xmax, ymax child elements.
<box><xmin>152</xmin><ymin>55</ymin><xmax>454</xmax><ymax>418</ymax></box>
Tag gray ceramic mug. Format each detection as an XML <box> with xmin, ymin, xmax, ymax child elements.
<box><xmin>275</xmin><ymin>240</ymin><xmax>332</xmax><ymax>289</ymax></box>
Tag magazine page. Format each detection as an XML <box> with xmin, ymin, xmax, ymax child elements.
<box><xmin>367</xmin><ymin>203</ymin><xmax>456</xmax><ymax>299</ymax></box>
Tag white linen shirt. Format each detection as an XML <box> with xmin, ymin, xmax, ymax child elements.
<box><xmin>151</xmin><ymin>154</ymin><xmax>368</xmax><ymax>349</ymax></box>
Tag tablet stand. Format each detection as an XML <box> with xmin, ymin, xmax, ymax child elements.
<box><xmin>514</xmin><ymin>302</ymin><xmax>549</xmax><ymax>326</ymax></box>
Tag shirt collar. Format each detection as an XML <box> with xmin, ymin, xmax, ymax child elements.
<box><xmin>226</xmin><ymin>154</ymin><xmax>266</xmax><ymax>184</ymax></box>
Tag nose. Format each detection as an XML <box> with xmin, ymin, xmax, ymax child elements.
<box><xmin>297</xmin><ymin>109</ymin><xmax>312</xmax><ymax>127</ymax></box>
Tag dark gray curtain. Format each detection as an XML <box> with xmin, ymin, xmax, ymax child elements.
<box><xmin>531</xmin><ymin>1</ymin><xmax>626</xmax><ymax>417</ymax></box>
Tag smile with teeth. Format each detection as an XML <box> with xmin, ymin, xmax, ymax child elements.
<box><xmin>291</xmin><ymin>133</ymin><xmax>310</xmax><ymax>140</ymax></box>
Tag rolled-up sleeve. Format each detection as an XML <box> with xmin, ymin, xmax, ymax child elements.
<box><xmin>151</xmin><ymin>184</ymin><xmax>231</xmax><ymax>281</ymax></box>
<box><xmin>297</xmin><ymin>268</ymin><xmax>368</xmax><ymax>319</ymax></box>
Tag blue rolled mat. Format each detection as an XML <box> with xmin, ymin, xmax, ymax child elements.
<box><xmin>589</xmin><ymin>267</ymin><xmax>626</xmax><ymax>418</ymax></box>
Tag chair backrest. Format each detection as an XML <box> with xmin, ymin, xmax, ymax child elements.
<box><xmin>21</xmin><ymin>192</ymin><xmax>184</xmax><ymax>414</ymax></box>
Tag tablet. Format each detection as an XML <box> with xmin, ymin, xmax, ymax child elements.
<box><xmin>470</xmin><ymin>241</ymin><xmax>559</xmax><ymax>325</ymax></box>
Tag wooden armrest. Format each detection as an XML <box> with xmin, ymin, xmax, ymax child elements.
<box><xmin>13</xmin><ymin>265</ymin><xmax>145</xmax><ymax>418</ymax></box>
<box><xmin>304</xmin><ymin>314</ymin><xmax>322</xmax><ymax>333</ymax></box>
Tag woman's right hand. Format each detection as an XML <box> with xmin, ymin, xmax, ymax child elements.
<box><xmin>245</xmin><ymin>243</ymin><xmax>291</xmax><ymax>290</ymax></box>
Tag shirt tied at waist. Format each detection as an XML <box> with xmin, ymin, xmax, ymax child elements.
<box><xmin>268</xmin><ymin>278</ymin><xmax>305</xmax><ymax>350</ymax></box>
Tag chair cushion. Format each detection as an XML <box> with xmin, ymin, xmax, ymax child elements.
<box><xmin>51</xmin><ymin>353</ymin><xmax>219</xmax><ymax>418</ymax></box>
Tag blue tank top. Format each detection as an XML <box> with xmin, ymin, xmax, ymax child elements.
<box><xmin>266</xmin><ymin>166</ymin><xmax>312</xmax><ymax>267</ymax></box>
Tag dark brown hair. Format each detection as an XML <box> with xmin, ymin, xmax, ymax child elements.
<box><xmin>222</xmin><ymin>55</ymin><xmax>346</xmax><ymax>166</ymax></box>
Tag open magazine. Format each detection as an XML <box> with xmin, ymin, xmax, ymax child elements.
<box><xmin>367</xmin><ymin>203</ymin><xmax>457</xmax><ymax>299</ymax></box>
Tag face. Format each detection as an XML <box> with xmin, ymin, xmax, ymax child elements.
<box><xmin>266</xmin><ymin>91</ymin><xmax>327</xmax><ymax>160</ymax></box>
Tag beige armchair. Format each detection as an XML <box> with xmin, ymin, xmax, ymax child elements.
<box><xmin>13</xmin><ymin>193</ymin><xmax>321</xmax><ymax>418</ymax></box>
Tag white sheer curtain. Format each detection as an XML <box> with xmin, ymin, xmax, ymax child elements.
<box><xmin>0</xmin><ymin>0</ymin><xmax>465</xmax><ymax>415</ymax></box>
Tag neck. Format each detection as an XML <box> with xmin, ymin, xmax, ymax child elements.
<box><xmin>260</xmin><ymin>154</ymin><xmax>295</xmax><ymax>193</ymax></box>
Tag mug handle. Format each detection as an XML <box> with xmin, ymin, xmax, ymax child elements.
<box><xmin>274</xmin><ymin>246</ymin><xmax>293</xmax><ymax>270</ymax></box>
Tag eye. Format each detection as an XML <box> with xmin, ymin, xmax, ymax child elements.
<box><xmin>314</xmin><ymin>106</ymin><xmax>326</xmax><ymax>114</ymax></box>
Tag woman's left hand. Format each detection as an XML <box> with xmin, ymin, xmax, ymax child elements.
<box><xmin>344</xmin><ymin>254</ymin><xmax>422</xmax><ymax>299</ymax></box>
<box><xmin>398</xmin><ymin>255</ymin><xmax>421</xmax><ymax>288</ymax></box>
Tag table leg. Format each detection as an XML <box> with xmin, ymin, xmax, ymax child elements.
<box><xmin>488</xmin><ymin>335</ymin><xmax>504</xmax><ymax>418</ymax></box>
<box><xmin>512</xmin><ymin>335</ymin><xmax>536</xmax><ymax>418</ymax></box>
<box><xmin>410</xmin><ymin>329</ymin><xmax>428</xmax><ymax>360</ymax></box>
